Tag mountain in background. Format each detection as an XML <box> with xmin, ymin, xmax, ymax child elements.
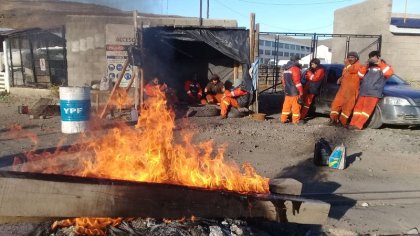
<box><xmin>0</xmin><ymin>0</ymin><xmax>127</xmax><ymax>29</ymax></box>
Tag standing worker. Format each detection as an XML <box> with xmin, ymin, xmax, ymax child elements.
<box><xmin>280</xmin><ymin>55</ymin><xmax>303</xmax><ymax>124</ymax></box>
<box><xmin>300</xmin><ymin>58</ymin><xmax>325</xmax><ymax>120</ymax></box>
<box><xmin>329</xmin><ymin>51</ymin><xmax>362</xmax><ymax>126</ymax></box>
<box><xmin>220</xmin><ymin>79</ymin><xmax>250</xmax><ymax>119</ymax></box>
<box><xmin>349</xmin><ymin>50</ymin><xmax>394</xmax><ymax>130</ymax></box>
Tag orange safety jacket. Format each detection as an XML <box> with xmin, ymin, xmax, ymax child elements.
<box><xmin>184</xmin><ymin>80</ymin><xmax>203</xmax><ymax>98</ymax></box>
<box><xmin>282</xmin><ymin>64</ymin><xmax>303</xmax><ymax>96</ymax></box>
<box><xmin>304</xmin><ymin>66</ymin><xmax>325</xmax><ymax>95</ymax></box>
<box><xmin>358</xmin><ymin>60</ymin><xmax>394</xmax><ymax>98</ymax></box>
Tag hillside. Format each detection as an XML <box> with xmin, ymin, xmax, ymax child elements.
<box><xmin>0</xmin><ymin>0</ymin><xmax>126</xmax><ymax>29</ymax></box>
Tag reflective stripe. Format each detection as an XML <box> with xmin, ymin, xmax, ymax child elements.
<box><xmin>358</xmin><ymin>72</ymin><xmax>365</xmax><ymax>77</ymax></box>
<box><xmin>346</xmin><ymin>65</ymin><xmax>351</xmax><ymax>69</ymax></box>
<box><xmin>296</xmin><ymin>83</ymin><xmax>302</xmax><ymax>87</ymax></box>
<box><xmin>309</xmin><ymin>74</ymin><xmax>314</xmax><ymax>81</ymax></box>
<box><xmin>223</xmin><ymin>100</ymin><xmax>230</xmax><ymax>105</ymax></box>
<box><xmin>187</xmin><ymin>91</ymin><xmax>192</xmax><ymax>94</ymax></box>
<box><xmin>282</xmin><ymin>112</ymin><xmax>291</xmax><ymax>115</ymax></box>
<box><xmin>340</xmin><ymin>113</ymin><xmax>349</xmax><ymax>119</ymax></box>
<box><xmin>292</xmin><ymin>114</ymin><xmax>300</xmax><ymax>117</ymax></box>
<box><xmin>353</xmin><ymin>111</ymin><xmax>362</xmax><ymax>115</ymax></box>
<box><xmin>284</xmin><ymin>71</ymin><xmax>292</xmax><ymax>74</ymax></box>
<box><xmin>330</xmin><ymin>111</ymin><xmax>339</xmax><ymax>115</ymax></box>
<box><xmin>361</xmin><ymin>112</ymin><xmax>370</xmax><ymax>118</ymax></box>
<box><xmin>231</xmin><ymin>91</ymin><xmax>235</xmax><ymax>96</ymax></box>
<box><xmin>382</xmin><ymin>66</ymin><xmax>390</xmax><ymax>73</ymax></box>
<box><xmin>304</xmin><ymin>105</ymin><xmax>310</xmax><ymax>109</ymax></box>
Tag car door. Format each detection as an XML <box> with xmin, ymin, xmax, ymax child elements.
<box><xmin>315</xmin><ymin>65</ymin><xmax>343</xmax><ymax>114</ymax></box>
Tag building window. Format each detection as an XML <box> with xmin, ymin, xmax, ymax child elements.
<box><xmin>259</xmin><ymin>49</ymin><xmax>263</xmax><ymax>55</ymax></box>
<box><xmin>300</xmin><ymin>46</ymin><xmax>305</xmax><ymax>51</ymax></box>
<box><xmin>306</xmin><ymin>46</ymin><xmax>310</xmax><ymax>51</ymax></box>
<box><xmin>284</xmin><ymin>52</ymin><xmax>289</xmax><ymax>57</ymax></box>
<box><xmin>279</xmin><ymin>43</ymin><xmax>284</xmax><ymax>48</ymax></box>
<box><xmin>301</xmin><ymin>54</ymin><xmax>305</xmax><ymax>58</ymax></box>
<box><xmin>278</xmin><ymin>51</ymin><xmax>284</xmax><ymax>56</ymax></box>
<box><xmin>272</xmin><ymin>51</ymin><xmax>277</xmax><ymax>56</ymax></box>
<box><xmin>259</xmin><ymin>40</ymin><xmax>265</xmax><ymax>46</ymax></box>
<box><xmin>265</xmin><ymin>41</ymin><xmax>272</xmax><ymax>46</ymax></box>
<box><xmin>285</xmin><ymin>44</ymin><xmax>290</xmax><ymax>49</ymax></box>
<box><xmin>290</xmin><ymin>53</ymin><xmax>294</xmax><ymax>57</ymax></box>
<box><xmin>290</xmin><ymin>45</ymin><xmax>296</xmax><ymax>50</ymax></box>
<box><xmin>265</xmin><ymin>50</ymin><xmax>271</xmax><ymax>55</ymax></box>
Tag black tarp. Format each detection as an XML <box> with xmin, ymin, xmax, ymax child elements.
<box><xmin>139</xmin><ymin>27</ymin><xmax>253</xmax><ymax>97</ymax></box>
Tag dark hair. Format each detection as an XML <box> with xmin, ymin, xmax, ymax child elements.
<box><xmin>210</xmin><ymin>74</ymin><xmax>220</xmax><ymax>81</ymax></box>
<box><xmin>310</xmin><ymin>58</ymin><xmax>321</xmax><ymax>66</ymax></box>
<box><xmin>368</xmin><ymin>50</ymin><xmax>381</xmax><ymax>58</ymax></box>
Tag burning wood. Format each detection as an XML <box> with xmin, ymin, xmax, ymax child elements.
<box><xmin>0</xmin><ymin>92</ymin><xmax>330</xmax><ymax>235</ymax></box>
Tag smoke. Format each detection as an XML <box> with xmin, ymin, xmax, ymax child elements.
<box><xmin>61</xmin><ymin>0</ymin><xmax>161</xmax><ymax>14</ymax></box>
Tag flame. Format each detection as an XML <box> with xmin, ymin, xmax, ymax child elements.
<box><xmin>109</xmin><ymin>89</ymin><xmax>133</xmax><ymax>110</ymax></box>
<box><xmin>52</xmin><ymin>217</ymin><xmax>122</xmax><ymax>235</ymax></box>
<box><xmin>14</xmin><ymin>91</ymin><xmax>269</xmax><ymax>235</ymax></box>
<box><xmin>16</xmin><ymin>91</ymin><xmax>269</xmax><ymax>193</ymax></box>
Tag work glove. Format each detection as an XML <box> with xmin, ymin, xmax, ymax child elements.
<box><xmin>298</xmin><ymin>95</ymin><xmax>304</xmax><ymax>106</ymax></box>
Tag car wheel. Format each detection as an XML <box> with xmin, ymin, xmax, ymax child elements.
<box><xmin>366</xmin><ymin>106</ymin><xmax>383</xmax><ymax>129</ymax></box>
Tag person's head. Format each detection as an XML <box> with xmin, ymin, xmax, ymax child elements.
<box><xmin>151</xmin><ymin>76</ymin><xmax>159</xmax><ymax>85</ymax></box>
<box><xmin>210</xmin><ymin>74</ymin><xmax>220</xmax><ymax>84</ymax></box>
<box><xmin>290</xmin><ymin>54</ymin><xmax>301</xmax><ymax>62</ymax></box>
<box><xmin>347</xmin><ymin>51</ymin><xmax>359</xmax><ymax>64</ymax></box>
<box><xmin>310</xmin><ymin>58</ymin><xmax>321</xmax><ymax>69</ymax></box>
<box><xmin>368</xmin><ymin>50</ymin><xmax>381</xmax><ymax>64</ymax></box>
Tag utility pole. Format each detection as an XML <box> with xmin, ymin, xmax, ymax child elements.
<box><xmin>207</xmin><ymin>0</ymin><xmax>209</xmax><ymax>19</ymax></box>
<box><xmin>199</xmin><ymin>0</ymin><xmax>203</xmax><ymax>26</ymax></box>
<box><xmin>404</xmin><ymin>0</ymin><xmax>408</xmax><ymax>23</ymax></box>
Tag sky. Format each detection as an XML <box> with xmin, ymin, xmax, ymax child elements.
<box><xmin>64</xmin><ymin>0</ymin><xmax>420</xmax><ymax>33</ymax></box>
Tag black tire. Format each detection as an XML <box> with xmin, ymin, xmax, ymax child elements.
<box><xmin>187</xmin><ymin>104</ymin><xmax>220</xmax><ymax>117</ymax></box>
<box><xmin>366</xmin><ymin>106</ymin><xmax>383</xmax><ymax>129</ymax></box>
<box><xmin>228</xmin><ymin>107</ymin><xmax>248</xmax><ymax>118</ymax></box>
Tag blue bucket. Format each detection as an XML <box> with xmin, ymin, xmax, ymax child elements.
<box><xmin>59</xmin><ymin>87</ymin><xmax>91</xmax><ymax>134</ymax></box>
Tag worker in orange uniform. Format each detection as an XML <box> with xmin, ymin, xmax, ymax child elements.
<box><xmin>300</xmin><ymin>58</ymin><xmax>325</xmax><ymax>120</ymax></box>
<box><xmin>280</xmin><ymin>55</ymin><xmax>303</xmax><ymax>124</ymax></box>
<box><xmin>220</xmin><ymin>79</ymin><xmax>249</xmax><ymax>119</ymax></box>
<box><xmin>349</xmin><ymin>50</ymin><xmax>394</xmax><ymax>130</ymax></box>
<box><xmin>144</xmin><ymin>76</ymin><xmax>167</xmax><ymax>98</ymax></box>
<box><xmin>203</xmin><ymin>74</ymin><xmax>225</xmax><ymax>104</ymax></box>
<box><xmin>184</xmin><ymin>74</ymin><xmax>203</xmax><ymax>104</ymax></box>
<box><xmin>329</xmin><ymin>51</ymin><xmax>362</xmax><ymax>126</ymax></box>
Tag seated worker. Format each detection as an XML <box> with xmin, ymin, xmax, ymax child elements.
<box><xmin>203</xmin><ymin>74</ymin><xmax>225</xmax><ymax>104</ymax></box>
<box><xmin>144</xmin><ymin>76</ymin><xmax>168</xmax><ymax>98</ymax></box>
<box><xmin>184</xmin><ymin>73</ymin><xmax>203</xmax><ymax>104</ymax></box>
<box><xmin>300</xmin><ymin>58</ymin><xmax>325</xmax><ymax>120</ymax></box>
<box><xmin>220</xmin><ymin>79</ymin><xmax>250</xmax><ymax>119</ymax></box>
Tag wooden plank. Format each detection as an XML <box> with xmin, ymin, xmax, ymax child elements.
<box><xmin>0</xmin><ymin>171</ymin><xmax>329</xmax><ymax>224</ymax></box>
<box><xmin>99</xmin><ymin>59</ymin><xmax>129</xmax><ymax>118</ymax></box>
<box><xmin>29</xmin><ymin>98</ymin><xmax>53</xmax><ymax>117</ymax></box>
<box><xmin>269</xmin><ymin>178</ymin><xmax>302</xmax><ymax>196</ymax></box>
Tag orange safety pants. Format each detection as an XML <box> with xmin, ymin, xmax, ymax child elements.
<box><xmin>300</xmin><ymin>94</ymin><xmax>315</xmax><ymax>120</ymax></box>
<box><xmin>330</xmin><ymin>91</ymin><xmax>358</xmax><ymax>126</ymax></box>
<box><xmin>349</xmin><ymin>96</ymin><xmax>379</xmax><ymax>129</ymax></box>
<box><xmin>281</xmin><ymin>95</ymin><xmax>301</xmax><ymax>124</ymax></box>
<box><xmin>220</xmin><ymin>96</ymin><xmax>240</xmax><ymax>117</ymax></box>
<box><xmin>204</xmin><ymin>94</ymin><xmax>223</xmax><ymax>104</ymax></box>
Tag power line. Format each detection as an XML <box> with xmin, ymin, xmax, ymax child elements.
<box><xmin>235</xmin><ymin>0</ymin><xmax>353</xmax><ymax>6</ymax></box>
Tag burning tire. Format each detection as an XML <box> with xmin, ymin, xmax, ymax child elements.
<box><xmin>228</xmin><ymin>107</ymin><xmax>249</xmax><ymax>118</ymax></box>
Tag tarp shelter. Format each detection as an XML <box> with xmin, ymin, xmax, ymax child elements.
<box><xmin>138</xmin><ymin>27</ymin><xmax>253</xmax><ymax>102</ymax></box>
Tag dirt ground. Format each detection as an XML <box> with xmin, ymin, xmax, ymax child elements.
<box><xmin>1</xmin><ymin>94</ymin><xmax>420</xmax><ymax>236</ymax></box>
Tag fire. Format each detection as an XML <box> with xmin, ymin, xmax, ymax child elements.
<box><xmin>13</xmin><ymin>91</ymin><xmax>270</xmax><ymax>235</ymax></box>
<box><xmin>52</xmin><ymin>217</ymin><xmax>122</xmax><ymax>235</ymax></box>
<box><xmin>16</xmin><ymin>91</ymin><xmax>269</xmax><ymax>193</ymax></box>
